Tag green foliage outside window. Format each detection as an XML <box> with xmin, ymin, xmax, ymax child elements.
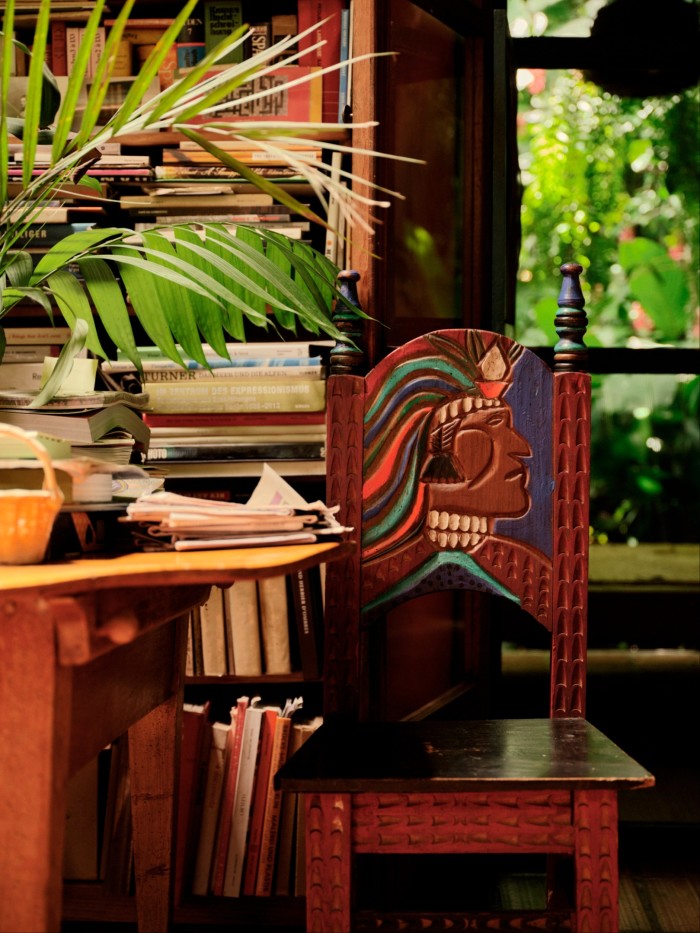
<box><xmin>510</xmin><ymin>0</ymin><xmax>699</xmax><ymax>543</ymax></box>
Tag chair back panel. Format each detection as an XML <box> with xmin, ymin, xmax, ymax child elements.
<box><xmin>325</xmin><ymin>330</ymin><xmax>590</xmax><ymax>720</ymax></box>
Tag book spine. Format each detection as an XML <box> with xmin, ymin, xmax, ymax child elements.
<box><xmin>89</xmin><ymin>26</ymin><xmax>106</xmax><ymax>79</ymax></box>
<box><xmin>257</xmin><ymin>577</ymin><xmax>292</xmax><ymax>675</ymax></box>
<box><xmin>254</xmin><ymin>715</ymin><xmax>292</xmax><ymax>895</ymax></box>
<box><xmin>249</xmin><ymin>22</ymin><xmax>270</xmax><ymax>56</ymax></box>
<box><xmin>176</xmin><ymin>43</ymin><xmax>206</xmax><ymax>68</ymax></box>
<box><xmin>106</xmin><ymin>355</ymin><xmax>319</xmax><ymax>372</ymax></box>
<box><xmin>199</xmin><ymin>587</ymin><xmax>227</xmax><ymax>675</ymax></box>
<box><xmin>65</xmin><ymin>26</ymin><xmax>82</xmax><ymax>73</ymax></box>
<box><xmin>175</xmin><ymin>702</ymin><xmax>211</xmax><ymax>903</ymax></box>
<box><xmin>144</xmin><ymin>441</ymin><xmax>325</xmax><ymax>461</ymax></box>
<box><xmin>241</xmin><ymin>709</ymin><xmax>279</xmax><ymax>895</ymax></box>
<box><xmin>224</xmin><ymin>579</ymin><xmax>262</xmax><ymax>677</ymax></box>
<box><xmin>191</xmin><ymin>721</ymin><xmax>230</xmax><ymax>896</ymax></box>
<box><xmin>142</xmin><ymin>410</ymin><xmax>326</xmax><ymax>428</ymax></box>
<box><xmin>50</xmin><ymin>19</ymin><xmax>68</xmax><ymax>75</ymax></box>
<box><xmin>289</xmin><ymin>566</ymin><xmax>324</xmax><ymax>679</ymax></box>
<box><xmin>1</xmin><ymin>345</ymin><xmax>61</xmax><ymax>362</ymax></box>
<box><xmin>204</xmin><ymin>0</ymin><xmax>244</xmax><ymax>64</ymax></box>
<box><xmin>154</xmin><ymin>164</ymin><xmax>301</xmax><ymax>179</ymax></box>
<box><xmin>13</xmin><ymin>222</ymin><xmax>96</xmax><ymax>247</ymax></box>
<box><xmin>0</xmin><ymin>362</ymin><xmax>45</xmax><ymax>392</ymax></box>
<box><xmin>211</xmin><ymin>697</ymin><xmax>249</xmax><ymax>896</ymax></box>
<box><xmin>296</xmin><ymin>0</ymin><xmax>323</xmax><ymax>67</ymax></box>
<box><xmin>222</xmin><ymin>705</ymin><xmax>264</xmax><ymax>897</ymax></box>
<box><xmin>320</xmin><ymin>1</ymin><xmax>343</xmax><ymax>123</ymax></box>
<box><xmin>337</xmin><ymin>5</ymin><xmax>351</xmax><ymax>121</ymax></box>
<box><xmin>187</xmin><ymin>66</ymin><xmax>323</xmax><ymax>124</ymax></box>
<box><xmin>4</xmin><ymin>326</ymin><xmax>73</xmax><ymax>344</ymax></box>
<box><xmin>123</xmin><ymin>363</ymin><xmax>322</xmax><ymax>380</ymax></box>
<box><xmin>120</xmin><ymin>340</ymin><xmax>331</xmax><ymax>361</ymax></box>
<box><xmin>143</xmin><ymin>378</ymin><xmax>327</xmax><ymax>414</ymax></box>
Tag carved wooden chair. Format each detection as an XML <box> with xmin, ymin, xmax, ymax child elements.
<box><xmin>276</xmin><ymin>263</ymin><xmax>654</xmax><ymax>932</ymax></box>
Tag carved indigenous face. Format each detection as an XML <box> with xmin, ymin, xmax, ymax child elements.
<box><xmin>422</xmin><ymin>396</ymin><xmax>532</xmax><ymax>551</ymax></box>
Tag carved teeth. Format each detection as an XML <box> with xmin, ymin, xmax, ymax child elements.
<box><xmin>448</xmin><ymin>513</ymin><xmax>460</xmax><ymax>531</ymax></box>
<box><xmin>438</xmin><ymin>511</ymin><xmax>449</xmax><ymax>530</ymax></box>
<box><xmin>428</xmin><ymin>510</ymin><xmax>439</xmax><ymax>529</ymax></box>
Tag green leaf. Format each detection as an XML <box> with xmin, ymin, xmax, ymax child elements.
<box><xmin>4</xmin><ymin>251</ymin><xmax>34</xmax><ymax>287</ymax></box>
<box><xmin>21</xmin><ymin>0</ymin><xmax>51</xmax><ymax>185</ymax></box>
<box><xmin>30</xmin><ymin>228</ymin><xmax>126</xmax><ymax>282</ymax></box>
<box><xmin>77</xmin><ymin>256</ymin><xmax>141</xmax><ymax>365</ymax></box>
<box><xmin>169</xmin><ymin>226</ymin><xmax>239</xmax><ymax>355</ymax></box>
<box><xmin>628</xmin><ymin>257</ymin><xmax>689</xmax><ymax>341</ymax></box>
<box><xmin>29</xmin><ymin>318</ymin><xmax>88</xmax><ymax>407</ymax></box>
<box><xmin>52</xmin><ymin>0</ymin><xmax>108</xmax><ymax>157</ymax></box>
<box><xmin>107</xmin><ymin>0</ymin><xmax>202</xmax><ymax>135</ymax></box>
<box><xmin>618</xmin><ymin>237</ymin><xmax>667</xmax><ymax>271</ymax></box>
<box><xmin>45</xmin><ymin>268</ymin><xmax>106</xmax><ymax>357</ymax></box>
<box><xmin>0</xmin><ymin>0</ymin><xmax>15</xmax><ymax>206</ymax></box>
<box><xmin>69</xmin><ymin>0</ymin><xmax>137</xmax><ymax>149</ymax></box>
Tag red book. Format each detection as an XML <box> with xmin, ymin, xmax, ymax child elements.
<box><xmin>297</xmin><ymin>0</ymin><xmax>343</xmax><ymax>123</ymax></box>
<box><xmin>187</xmin><ymin>65</ymin><xmax>322</xmax><ymax>123</ymax></box>
<box><xmin>210</xmin><ymin>696</ymin><xmax>249</xmax><ymax>896</ymax></box>
<box><xmin>241</xmin><ymin>707</ymin><xmax>279</xmax><ymax>895</ymax></box>
<box><xmin>254</xmin><ymin>713</ymin><xmax>292</xmax><ymax>895</ymax></box>
<box><xmin>50</xmin><ymin>20</ymin><xmax>68</xmax><ymax>75</ymax></box>
<box><xmin>143</xmin><ymin>411</ymin><xmax>325</xmax><ymax>429</ymax></box>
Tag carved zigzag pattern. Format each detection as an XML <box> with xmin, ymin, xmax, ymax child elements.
<box><xmin>324</xmin><ymin>378</ymin><xmax>365</xmax><ymax>717</ymax></box>
<box><xmin>552</xmin><ymin>372</ymin><xmax>590</xmax><ymax>717</ymax></box>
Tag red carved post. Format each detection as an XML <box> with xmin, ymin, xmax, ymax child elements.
<box><xmin>323</xmin><ymin>272</ymin><xmax>367</xmax><ymax>717</ymax></box>
<box><xmin>574</xmin><ymin>789</ymin><xmax>619</xmax><ymax>933</ymax></box>
<box><xmin>551</xmin><ymin>264</ymin><xmax>590</xmax><ymax>716</ymax></box>
<box><xmin>305</xmin><ymin>793</ymin><xmax>352</xmax><ymax>933</ymax></box>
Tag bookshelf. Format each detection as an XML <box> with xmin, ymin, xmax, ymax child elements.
<box><xmin>1</xmin><ymin>2</ymin><xmax>504</xmax><ymax>929</ymax></box>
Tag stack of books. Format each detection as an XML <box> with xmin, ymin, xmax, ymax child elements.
<box><xmin>100</xmin><ymin>341</ymin><xmax>332</xmax><ymax>477</ymax></box>
<box><xmin>0</xmin><ymin>389</ymin><xmax>151</xmax><ymax>466</ymax></box>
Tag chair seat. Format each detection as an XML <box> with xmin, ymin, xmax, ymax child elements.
<box><xmin>276</xmin><ymin>718</ymin><xmax>653</xmax><ymax>794</ymax></box>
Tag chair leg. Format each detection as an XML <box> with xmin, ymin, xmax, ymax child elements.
<box><xmin>305</xmin><ymin>793</ymin><xmax>352</xmax><ymax>933</ymax></box>
<box><xmin>574</xmin><ymin>789</ymin><xmax>619</xmax><ymax>933</ymax></box>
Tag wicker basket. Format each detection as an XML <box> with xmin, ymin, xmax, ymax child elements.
<box><xmin>0</xmin><ymin>424</ymin><xmax>64</xmax><ymax>564</ymax></box>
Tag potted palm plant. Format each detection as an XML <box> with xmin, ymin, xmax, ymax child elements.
<box><xmin>1</xmin><ymin>0</ymin><xmax>410</xmax><ymax>404</ymax></box>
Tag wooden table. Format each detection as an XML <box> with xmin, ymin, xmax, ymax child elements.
<box><xmin>0</xmin><ymin>543</ymin><xmax>344</xmax><ymax>933</ymax></box>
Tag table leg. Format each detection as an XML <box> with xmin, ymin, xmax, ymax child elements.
<box><xmin>0</xmin><ymin>594</ymin><xmax>72</xmax><ymax>933</ymax></box>
<box><xmin>128</xmin><ymin>615</ymin><xmax>188</xmax><ymax>933</ymax></box>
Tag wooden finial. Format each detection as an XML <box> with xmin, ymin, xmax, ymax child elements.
<box><xmin>554</xmin><ymin>262</ymin><xmax>589</xmax><ymax>372</ymax></box>
<box><xmin>330</xmin><ymin>270</ymin><xmax>365</xmax><ymax>376</ymax></box>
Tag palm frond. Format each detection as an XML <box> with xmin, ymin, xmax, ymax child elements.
<box><xmin>1</xmin><ymin>2</ymin><xmax>420</xmax><ymax>384</ymax></box>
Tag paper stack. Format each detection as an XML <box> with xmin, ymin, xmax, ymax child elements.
<box><xmin>122</xmin><ymin>464</ymin><xmax>350</xmax><ymax>551</ymax></box>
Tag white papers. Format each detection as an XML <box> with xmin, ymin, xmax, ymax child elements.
<box><xmin>122</xmin><ymin>463</ymin><xmax>351</xmax><ymax>551</ymax></box>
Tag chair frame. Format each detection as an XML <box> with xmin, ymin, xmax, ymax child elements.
<box><xmin>277</xmin><ymin>264</ymin><xmax>654</xmax><ymax>933</ymax></box>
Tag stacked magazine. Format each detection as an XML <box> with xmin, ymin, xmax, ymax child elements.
<box><xmin>122</xmin><ymin>464</ymin><xmax>350</xmax><ymax>551</ymax></box>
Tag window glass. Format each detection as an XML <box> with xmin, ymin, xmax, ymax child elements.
<box><xmin>509</xmin><ymin>0</ymin><xmax>699</xmax><ymax>545</ymax></box>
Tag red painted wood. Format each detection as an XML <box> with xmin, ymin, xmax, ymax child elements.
<box><xmin>551</xmin><ymin>371</ymin><xmax>591</xmax><ymax>717</ymax></box>
<box><xmin>305</xmin><ymin>794</ymin><xmax>352</xmax><ymax>933</ymax></box>
<box><xmin>324</xmin><ymin>376</ymin><xmax>365</xmax><ymax>717</ymax></box>
<box><xmin>297</xmin><ymin>317</ymin><xmax>650</xmax><ymax>931</ymax></box>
